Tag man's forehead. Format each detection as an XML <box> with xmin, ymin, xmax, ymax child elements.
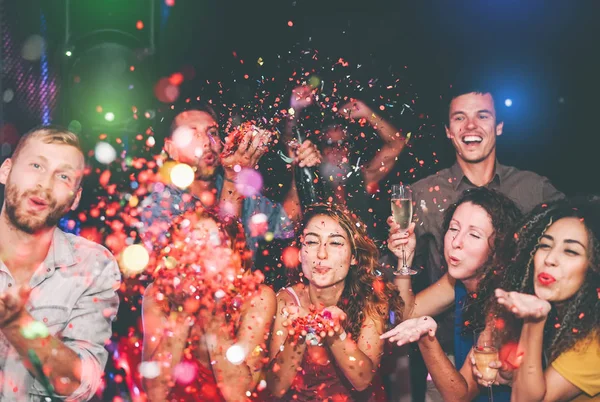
<box><xmin>19</xmin><ymin>139</ymin><xmax>84</xmax><ymax>169</ymax></box>
<box><xmin>175</xmin><ymin>110</ymin><xmax>217</xmax><ymax>126</ymax></box>
<box><xmin>450</xmin><ymin>92</ymin><xmax>496</xmax><ymax>112</ymax></box>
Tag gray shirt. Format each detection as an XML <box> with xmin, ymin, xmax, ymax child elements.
<box><xmin>412</xmin><ymin>161</ymin><xmax>563</xmax><ymax>284</ymax></box>
<box><xmin>0</xmin><ymin>229</ymin><xmax>121</xmax><ymax>401</ymax></box>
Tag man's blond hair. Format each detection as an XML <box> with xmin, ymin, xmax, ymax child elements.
<box><xmin>11</xmin><ymin>125</ymin><xmax>83</xmax><ymax>162</ymax></box>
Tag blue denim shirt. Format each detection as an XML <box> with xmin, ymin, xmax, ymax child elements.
<box><xmin>140</xmin><ymin>174</ymin><xmax>294</xmax><ymax>254</ymax></box>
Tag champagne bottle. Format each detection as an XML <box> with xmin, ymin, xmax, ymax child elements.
<box><xmin>293</xmin><ymin>128</ymin><xmax>324</xmax><ymax>212</ymax></box>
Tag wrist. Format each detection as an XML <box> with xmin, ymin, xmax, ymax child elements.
<box><xmin>524</xmin><ymin>315</ymin><xmax>548</xmax><ymax>325</ymax></box>
<box><xmin>327</xmin><ymin>329</ymin><xmax>347</xmax><ymax>346</ymax></box>
<box><xmin>366</xmin><ymin>111</ymin><xmax>379</xmax><ymax>125</ymax></box>
<box><xmin>223</xmin><ymin>170</ymin><xmax>238</xmax><ymax>183</ymax></box>
<box><xmin>0</xmin><ymin>310</ymin><xmax>30</xmax><ymax>333</ymax></box>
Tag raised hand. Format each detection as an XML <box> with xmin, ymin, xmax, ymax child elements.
<box><xmin>221</xmin><ymin>125</ymin><xmax>272</xmax><ymax>179</ymax></box>
<box><xmin>380</xmin><ymin>316</ymin><xmax>437</xmax><ymax>346</ymax></box>
<box><xmin>0</xmin><ymin>286</ymin><xmax>31</xmax><ymax>328</ymax></box>
<box><xmin>387</xmin><ymin>217</ymin><xmax>416</xmax><ymax>261</ymax></box>
<box><xmin>292</xmin><ymin>139</ymin><xmax>322</xmax><ymax>168</ymax></box>
<box><xmin>495</xmin><ymin>289</ymin><xmax>551</xmax><ymax>321</ymax></box>
<box><xmin>290</xmin><ymin>85</ymin><xmax>315</xmax><ymax>112</ymax></box>
<box><xmin>337</xmin><ymin>100</ymin><xmax>374</xmax><ymax>122</ymax></box>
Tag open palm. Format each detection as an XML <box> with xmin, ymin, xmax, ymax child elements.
<box><xmin>380</xmin><ymin>316</ymin><xmax>437</xmax><ymax>346</ymax></box>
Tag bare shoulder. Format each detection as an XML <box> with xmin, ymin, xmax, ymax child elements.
<box><xmin>244</xmin><ymin>284</ymin><xmax>277</xmax><ymax>314</ymax></box>
<box><xmin>253</xmin><ymin>284</ymin><xmax>277</xmax><ymax>305</ymax></box>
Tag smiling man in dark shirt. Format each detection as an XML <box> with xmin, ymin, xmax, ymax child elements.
<box><xmin>411</xmin><ymin>86</ymin><xmax>563</xmax><ymax>284</ymax></box>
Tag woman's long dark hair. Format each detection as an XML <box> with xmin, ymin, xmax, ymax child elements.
<box><xmin>291</xmin><ymin>203</ymin><xmax>404</xmax><ymax>340</ymax></box>
<box><xmin>491</xmin><ymin>198</ymin><xmax>600</xmax><ymax>361</ymax></box>
<box><xmin>439</xmin><ymin>188</ymin><xmax>523</xmax><ymax>334</ymax></box>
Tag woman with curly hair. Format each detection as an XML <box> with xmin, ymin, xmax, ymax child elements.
<box><xmin>492</xmin><ymin>198</ymin><xmax>600</xmax><ymax>401</ymax></box>
<box><xmin>381</xmin><ymin>187</ymin><xmax>522</xmax><ymax>402</ymax></box>
<box><xmin>267</xmin><ymin>203</ymin><xmax>404</xmax><ymax>401</ymax></box>
<box><xmin>141</xmin><ymin>209</ymin><xmax>276</xmax><ymax>401</ymax></box>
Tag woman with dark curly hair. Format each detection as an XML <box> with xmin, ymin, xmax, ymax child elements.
<box><xmin>267</xmin><ymin>203</ymin><xmax>404</xmax><ymax>401</ymax></box>
<box><xmin>381</xmin><ymin>187</ymin><xmax>522</xmax><ymax>402</ymax></box>
<box><xmin>492</xmin><ymin>198</ymin><xmax>600</xmax><ymax>401</ymax></box>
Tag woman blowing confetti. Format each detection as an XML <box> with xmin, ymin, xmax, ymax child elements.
<box><xmin>267</xmin><ymin>203</ymin><xmax>403</xmax><ymax>401</ymax></box>
<box><xmin>491</xmin><ymin>198</ymin><xmax>600</xmax><ymax>401</ymax></box>
<box><xmin>141</xmin><ymin>210</ymin><xmax>276</xmax><ymax>401</ymax></box>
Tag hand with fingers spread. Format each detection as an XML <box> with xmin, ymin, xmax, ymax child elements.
<box><xmin>221</xmin><ymin>123</ymin><xmax>273</xmax><ymax>179</ymax></box>
<box><xmin>495</xmin><ymin>289</ymin><xmax>551</xmax><ymax>322</ymax></box>
<box><xmin>380</xmin><ymin>316</ymin><xmax>437</xmax><ymax>346</ymax></box>
<box><xmin>0</xmin><ymin>286</ymin><xmax>31</xmax><ymax>329</ymax></box>
<box><xmin>337</xmin><ymin>100</ymin><xmax>374</xmax><ymax>122</ymax></box>
<box><xmin>387</xmin><ymin>217</ymin><xmax>416</xmax><ymax>262</ymax></box>
<box><xmin>291</xmin><ymin>139</ymin><xmax>322</xmax><ymax>168</ymax></box>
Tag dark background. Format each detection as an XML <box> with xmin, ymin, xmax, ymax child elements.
<box><xmin>2</xmin><ymin>0</ymin><xmax>599</xmax><ymax>198</ymax></box>
<box><xmin>1</xmin><ymin>1</ymin><xmax>599</xmax><ymax>398</ymax></box>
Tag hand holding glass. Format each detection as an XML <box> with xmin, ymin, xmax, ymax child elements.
<box><xmin>391</xmin><ymin>184</ymin><xmax>417</xmax><ymax>275</ymax></box>
<box><xmin>474</xmin><ymin>330</ymin><xmax>499</xmax><ymax>401</ymax></box>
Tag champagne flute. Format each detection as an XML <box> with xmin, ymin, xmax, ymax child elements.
<box><xmin>474</xmin><ymin>330</ymin><xmax>499</xmax><ymax>402</ymax></box>
<box><xmin>391</xmin><ymin>184</ymin><xmax>417</xmax><ymax>275</ymax></box>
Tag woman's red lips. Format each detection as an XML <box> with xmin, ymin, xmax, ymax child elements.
<box><xmin>537</xmin><ymin>272</ymin><xmax>556</xmax><ymax>286</ymax></box>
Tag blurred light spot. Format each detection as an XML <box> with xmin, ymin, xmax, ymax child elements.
<box><xmin>22</xmin><ymin>35</ymin><xmax>45</xmax><ymax>61</ymax></box>
<box><xmin>226</xmin><ymin>344</ymin><xmax>246</xmax><ymax>365</ymax></box>
<box><xmin>94</xmin><ymin>142</ymin><xmax>117</xmax><ymax>164</ymax></box>
<box><xmin>170</xmin><ymin>163</ymin><xmax>195</xmax><ymax>189</ymax></box>
<box><xmin>121</xmin><ymin>244</ymin><xmax>150</xmax><ymax>276</ymax></box>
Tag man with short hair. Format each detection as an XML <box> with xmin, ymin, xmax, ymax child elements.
<box><xmin>412</xmin><ymin>87</ymin><xmax>562</xmax><ymax>285</ymax></box>
<box><xmin>142</xmin><ymin>102</ymin><xmax>321</xmax><ymax>254</ymax></box>
<box><xmin>0</xmin><ymin>126</ymin><xmax>120</xmax><ymax>401</ymax></box>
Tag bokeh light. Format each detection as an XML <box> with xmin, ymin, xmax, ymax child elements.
<box><xmin>235</xmin><ymin>168</ymin><xmax>263</xmax><ymax>197</ymax></box>
<box><xmin>121</xmin><ymin>244</ymin><xmax>150</xmax><ymax>276</ymax></box>
<box><xmin>94</xmin><ymin>142</ymin><xmax>117</xmax><ymax>164</ymax></box>
<box><xmin>170</xmin><ymin>163</ymin><xmax>195</xmax><ymax>189</ymax></box>
<box><xmin>225</xmin><ymin>344</ymin><xmax>246</xmax><ymax>365</ymax></box>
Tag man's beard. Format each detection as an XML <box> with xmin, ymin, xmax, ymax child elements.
<box><xmin>194</xmin><ymin>165</ymin><xmax>219</xmax><ymax>181</ymax></box>
<box><xmin>193</xmin><ymin>153</ymin><xmax>220</xmax><ymax>181</ymax></box>
<box><xmin>3</xmin><ymin>181</ymin><xmax>73</xmax><ymax>234</ymax></box>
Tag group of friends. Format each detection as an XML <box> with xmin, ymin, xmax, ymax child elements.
<box><xmin>0</xmin><ymin>82</ymin><xmax>597</xmax><ymax>402</ymax></box>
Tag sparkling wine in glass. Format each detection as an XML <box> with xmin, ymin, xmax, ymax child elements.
<box><xmin>474</xmin><ymin>330</ymin><xmax>499</xmax><ymax>401</ymax></box>
<box><xmin>391</xmin><ymin>184</ymin><xmax>417</xmax><ymax>275</ymax></box>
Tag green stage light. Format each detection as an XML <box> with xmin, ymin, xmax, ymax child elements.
<box><xmin>104</xmin><ymin>112</ymin><xmax>115</xmax><ymax>122</ymax></box>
